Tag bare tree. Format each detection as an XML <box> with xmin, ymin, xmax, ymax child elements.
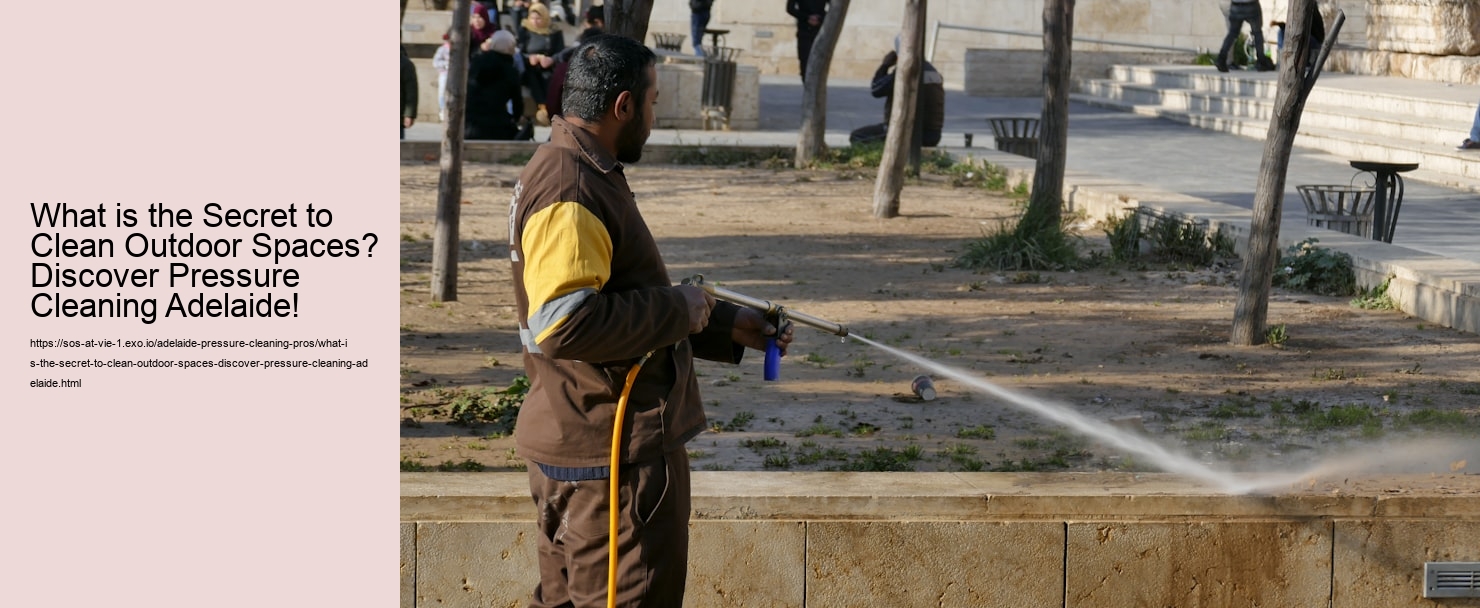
<box><xmin>432</xmin><ymin>0</ymin><xmax>473</xmax><ymax>302</ymax></box>
<box><xmin>794</xmin><ymin>0</ymin><xmax>851</xmax><ymax>168</ymax></box>
<box><xmin>871</xmin><ymin>0</ymin><xmax>926</xmax><ymax>219</ymax></box>
<box><xmin>1231</xmin><ymin>0</ymin><xmax>1342</xmax><ymax>345</ymax></box>
<box><xmin>605</xmin><ymin>0</ymin><xmax>655</xmax><ymax>42</ymax></box>
<box><xmin>1018</xmin><ymin>0</ymin><xmax>1074</xmax><ymax>236</ymax></box>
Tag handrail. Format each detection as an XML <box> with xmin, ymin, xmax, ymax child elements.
<box><xmin>927</xmin><ymin>21</ymin><xmax>1202</xmax><ymax>62</ymax></box>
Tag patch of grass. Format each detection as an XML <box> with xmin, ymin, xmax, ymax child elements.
<box><xmin>850</xmin><ymin>422</ymin><xmax>881</xmax><ymax>436</ymax></box>
<box><xmin>1315</xmin><ymin>368</ymin><xmax>1348</xmax><ymax>381</ymax></box>
<box><xmin>400</xmin><ymin>457</ymin><xmax>429</xmax><ymax>472</ymax></box>
<box><xmin>669</xmin><ymin>145</ymin><xmax>788</xmax><ymax>167</ymax></box>
<box><xmin>1351</xmin><ymin>277</ymin><xmax>1398</xmax><ymax>310</ymax></box>
<box><xmin>803</xmin><ymin>352</ymin><xmax>833</xmax><ymax>367</ymax></box>
<box><xmin>957</xmin><ymin>424</ymin><xmax>997</xmax><ymax>439</ymax></box>
<box><xmin>794</xmin><ymin>445</ymin><xmax>849</xmax><ymax>465</ymax></box>
<box><xmin>1182</xmin><ymin>421</ymin><xmax>1229</xmax><ymax>442</ymax></box>
<box><xmin>1210</xmin><ymin>398</ymin><xmax>1261</xmax><ymax>418</ymax></box>
<box><xmin>1398</xmin><ymin>409</ymin><xmax>1474</xmax><ymax>430</ymax></box>
<box><xmin>762</xmin><ymin>454</ymin><xmax>792</xmax><ymax>469</ymax></box>
<box><xmin>1264</xmin><ymin>323</ymin><xmax>1288</xmax><ymax>348</ymax></box>
<box><xmin>954</xmin><ymin>221</ymin><xmax>1080</xmax><ymax>272</ymax></box>
<box><xmin>444</xmin><ymin>375</ymin><xmax>530</xmax><ymax>435</ymax></box>
<box><xmin>723</xmin><ymin>411</ymin><xmax>756</xmax><ymax>432</ymax></box>
<box><xmin>741</xmin><ymin>437</ymin><xmax>787</xmax><ymax>451</ymax></box>
<box><xmin>810</xmin><ymin>142</ymin><xmax>885</xmax><ymax>169</ymax></box>
<box><xmin>1301</xmin><ymin>404</ymin><xmax>1378</xmax><ymax>431</ymax></box>
<box><xmin>840</xmin><ymin>445</ymin><xmax>924</xmax><ymax>472</ymax></box>
<box><xmin>435</xmin><ymin>458</ymin><xmax>485</xmax><ymax>472</ymax></box>
<box><xmin>941</xmin><ymin>444</ymin><xmax>985</xmax><ymax>471</ymax></box>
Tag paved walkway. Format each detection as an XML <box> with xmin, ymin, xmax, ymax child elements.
<box><xmin>405</xmin><ymin>72</ymin><xmax>1480</xmax><ymax>266</ymax></box>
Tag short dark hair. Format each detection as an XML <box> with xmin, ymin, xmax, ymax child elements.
<box><xmin>561</xmin><ymin>34</ymin><xmax>656</xmax><ymax>122</ymax></box>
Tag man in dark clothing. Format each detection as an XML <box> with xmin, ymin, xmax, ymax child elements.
<box><xmin>400</xmin><ymin>45</ymin><xmax>418</xmax><ymax>139</ymax></box>
<box><xmin>786</xmin><ymin>0</ymin><xmax>827</xmax><ymax>82</ymax></box>
<box><xmin>690</xmin><ymin>0</ymin><xmax>714</xmax><ymax>56</ymax></box>
<box><xmin>848</xmin><ymin>49</ymin><xmax>945</xmax><ymax>148</ymax></box>
<box><xmin>509</xmin><ymin>34</ymin><xmax>791</xmax><ymax>607</ymax></box>
<box><xmin>1215</xmin><ymin>0</ymin><xmax>1273</xmax><ymax>72</ymax></box>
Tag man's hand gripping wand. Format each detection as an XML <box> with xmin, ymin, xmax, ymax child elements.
<box><xmin>682</xmin><ymin>274</ymin><xmax>849</xmax><ymax>381</ymax></box>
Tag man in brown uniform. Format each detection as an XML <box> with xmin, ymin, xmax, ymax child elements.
<box><xmin>507</xmin><ymin>34</ymin><xmax>793</xmax><ymax>607</ymax></box>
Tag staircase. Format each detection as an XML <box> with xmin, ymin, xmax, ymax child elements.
<box><xmin>1072</xmin><ymin>65</ymin><xmax>1480</xmax><ymax>193</ymax></box>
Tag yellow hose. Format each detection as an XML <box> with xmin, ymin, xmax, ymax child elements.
<box><xmin>607</xmin><ymin>353</ymin><xmax>650</xmax><ymax>608</ymax></box>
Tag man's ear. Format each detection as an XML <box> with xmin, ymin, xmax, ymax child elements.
<box><xmin>613</xmin><ymin>90</ymin><xmax>634</xmax><ymax>121</ymax></box>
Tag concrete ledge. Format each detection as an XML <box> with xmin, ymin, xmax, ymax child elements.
<box><xmin>958</xmin><ymin>148</ymin><xmax>1480</xmax><ymax>335</ymax></box>
<box><xmin>401</xmin><ymin>472</ymin><xmax>1480</xmax><ymax>607</ymax></box>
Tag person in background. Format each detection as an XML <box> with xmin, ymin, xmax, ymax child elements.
<box><xmin>690</xmin><ymin>0</ymin><xmax>714</xmax><ymax>57</ymax></box>
<box><xmin>502</xmin><ymin>0</ymin><xmax>531</xmax><ymax>37</ymax></box>
<box><xmin>786</xmin><ymin>0</ymin><xmax>827</xmax><ymax>82</ymax></box>
<box><xmin>1215</xmin><ymin>0</ymin><xmax>1273</xmax><ymax>72</ymax></box>
<box><xmin>470</xmin><ymin>2</ymin><xmax>499</xmax><ymax>54</ymax></box>
<box><xmin>466</xmin><ymin>30</ymin><xmax>524</xmax><ymax>140</ymax></box>
<box><xmin>400</xmin><ymin>45</ymin><xmax>419</xmax><ymax>139</ymax></box>
<box><xmin>510</xmin><ymin>33</ymin><xmax>791</xmax><ymax>606</ymax></box>
<box><xmin>545</xmin><ymin>26</ymin><xmax>605</xmax><ymax>121</ymax></box>
<box><xmin>1459</xmin><ymin>100</ymin><xmax>1480</xmax><ymax>150</ymax></box>
<box><xmin>584</xmin><ymin>3</ymin><xmax>604</xmax><ymax>29</ymax></box>
<box><xmin>848</xmin><ymin>41</ymin><xmax>945</xmax><ymax>148</ymax></box>
<box><xmin>432</xmin><ymin>29</ymin><xmax>452</xmax><ymax>122</ymax></box>
<box><xmin>518</xmin><ymin>2</ymin><xmax>565</xmax><ymax>126</ymax></box>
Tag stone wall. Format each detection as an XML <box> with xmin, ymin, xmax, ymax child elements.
<box><xmin>1365</xmin><ymin>0</ymin><xmax>1480</xmax><ymax>55</ymax></box>
<box><xmin>401</xmin><ymin>472</ymin><xmax>1480</xmax><ymax>607</ymax></box>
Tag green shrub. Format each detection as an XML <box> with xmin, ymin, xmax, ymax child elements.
<box><xmin>446</xmin><ymin>375</ymin><xmax>530</xmax><ymax>435</ymax></box>
<box><xmin>1351</xmin><ymin>277</ymin><xmax>1398</xmax><ymax>310</ymax></box>
<box><xmin>1272</xmin><ymin>238</ymin><xmax>1357</xmax><ymax>297</ymax></box>
<box><xmin>955</xmin><ymin>221</ymin><xmax>1080</xmax><ymax>271</ymax></box>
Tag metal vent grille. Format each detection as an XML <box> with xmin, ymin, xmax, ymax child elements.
<box><xmin>1425</xmin><ymin>562</ymin><xmax>1480</xmax><ymax>598</ymax></box>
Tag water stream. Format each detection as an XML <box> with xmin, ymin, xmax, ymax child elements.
<box><xmin>849</xmin><ymin>334</ymin><xmax>1367</xmax><ymax>495</ymax></box>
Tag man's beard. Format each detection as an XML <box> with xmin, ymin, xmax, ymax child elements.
<box><xmin>615</xmin><ymin>103</ymin><xmax>647</xmax><ymax>163</ymax></box>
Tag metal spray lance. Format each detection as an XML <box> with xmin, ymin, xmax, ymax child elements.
<box><xmin>681</xmin><ymin>275</ymin><xmax>849</xmax><ymax>381</ymax></box>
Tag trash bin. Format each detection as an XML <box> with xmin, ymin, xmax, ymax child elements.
<box><xmin>701</xmin><ymin>46</ymin><xmax>741</xmax><ymax>130</ymax></box>
<box><xmin>1297</xmin><ymin>185</ymin><xmax>1375</xmax><ymax>238</ymax></box>
<box><xmin>651</xmin><ymin>32</ymin><xmax>684</xmax><ymax>52</ymax></box>
<box><xmin>987</xmin><ymin>117</ymin><xmax>1040</xmax><ymax>159</ymax></box>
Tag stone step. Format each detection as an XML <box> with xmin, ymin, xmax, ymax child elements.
<box><xmin>1106</xmin><ymin>65</ymin><xmax>1476</xmax><ymax>123</ymax></box>
<box><xmin>1070</xmin><ymin>92</ymin><xmax>1480</xmax><ymax>190</ymax></box>
<box><xmin>1076</xmin><ymin>79</ymin><xmax>1460</xmax><ymax>147</ymax></box>
<box><xmin>1076</xmin><ymin>64</ymin><xmax>1480</xmax><ymax>191</ymax></box>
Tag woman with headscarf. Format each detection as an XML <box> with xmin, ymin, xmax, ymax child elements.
<box><xmin>469</xmin><ymin>2</ymin><xmax>499</xmax><ymax>55</ymax></box>
<box><xmin>516</xmin><ymin>2</ymin><xmax>565</xmax><ymax>124</ymax></box>
<box><xmin>465</xmin><ymin>30</ymin><xmax>524</xmax><ymax>140</ymax></box>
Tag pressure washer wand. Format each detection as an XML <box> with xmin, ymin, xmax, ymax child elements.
<box><xmin>682</xmin><ymin>275</ymin><xmax>849</xmax><ymax>381</ymax></box>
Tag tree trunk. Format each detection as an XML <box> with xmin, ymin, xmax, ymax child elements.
<box><xmin>432</xmin><ymin>0</ymin><xmax>473</xmax><ymax>303</ymax></box>
<box><xmin>1020</xmin><ymin>0</ymin><xmax>1074</xmax><ymax>235</ymax></box>
<box><xmin>1230</xmin><ymin>0</ymin><xmax>1338</xmax><ymax>345</ymax></box>
<box><xmin>794</xmin><ymin>0</ymin><xmax>851</xmax><ymax>168</ymax></box>
<box><xmin>605</xmin><ymin>0</ymin><xmax>655</xmax><ymax>43</ymax></box>
<box><xmin>871</xmin><ymin>0</ymin><xmax>926</xmax><ymax>219</ymax></box>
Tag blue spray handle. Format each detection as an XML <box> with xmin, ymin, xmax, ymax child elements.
<box><xmin>763</xmin><ymin>337</ymin><xmax>781</xmax><ymax>381</ymax></box>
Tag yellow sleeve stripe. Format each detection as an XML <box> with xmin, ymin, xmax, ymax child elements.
<box><xmin>521</xmin><ymin>201</ymin><xmax>613</xmax><ymax>345</ymax></box>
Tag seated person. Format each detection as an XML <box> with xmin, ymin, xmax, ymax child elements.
<box><xmin>465</xmin><ymin>30</ymin><xmax>525</xmax><ymax>140</ymax></box>
<box><xmin>849</xmin><ymin>45</ymin><xmax>944</xmax><ymax>148</ymax></box>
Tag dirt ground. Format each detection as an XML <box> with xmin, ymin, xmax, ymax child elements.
<box><xmin>399</xmin><ymin>160</ymin><xmax>1480</xmax><ymax>482</ymax></box>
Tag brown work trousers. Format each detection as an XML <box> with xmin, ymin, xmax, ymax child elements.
<box><xmin>527</xmin><ymin>449</ymin><xmax>690</xmax><ymax>608</ymax></box>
